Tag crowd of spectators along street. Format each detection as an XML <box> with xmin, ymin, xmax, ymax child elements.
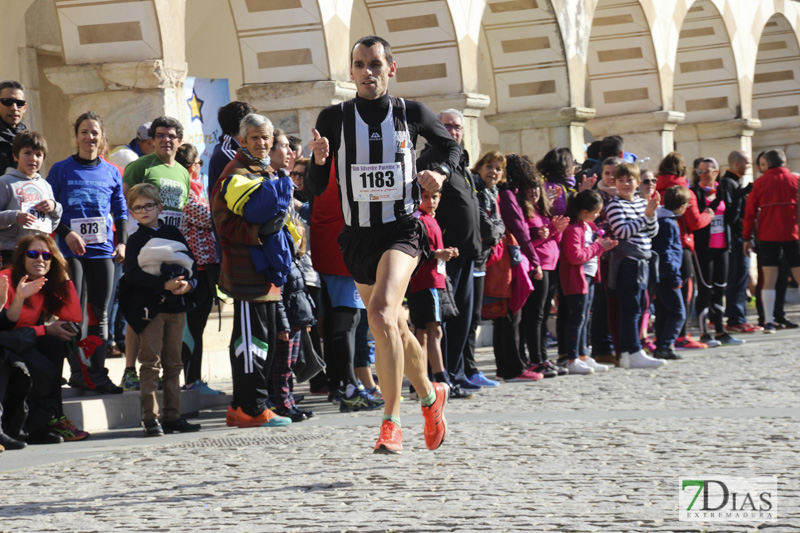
<box><xmin>0</xmin><ymin>75</ymin><xmax>797</xmax><ymax>451</ymax></box>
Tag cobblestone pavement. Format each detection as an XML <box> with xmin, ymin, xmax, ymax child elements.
<box><xmin>2</xmin><ymin>322</ymin><xmax>799</xmax><ymax>532</ymax></box>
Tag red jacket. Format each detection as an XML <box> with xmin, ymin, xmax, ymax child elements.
<box><xmin>0</xmin><ymin>269</ymin><xmax>82</xmax><ymax>335</ymax></box>
<box><xmin>559</xmin><ymin>221</ymin><xmax>604</xmax><ymax>296</ymax></box>
<box><xmin>656</xmin><ymin>174</ymin><xmax>711</xmax><ymax>251</ymax></box>
<box><xmin>742</xmin><ymin>166</ymin><xmax>799</xmax><ymax>241</ymax></box>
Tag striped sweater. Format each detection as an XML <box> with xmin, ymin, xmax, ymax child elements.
<box><xmin>604</xmin><ymin>195</ymin><xmax>658</xmax><ymax>253</ymax></box>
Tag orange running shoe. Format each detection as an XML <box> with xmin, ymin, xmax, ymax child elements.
<box><xmin>373</xmin><ymin>420</ymin><xmax>403</xmax><ymax>454</ymax></box>
<box><xmin>226</xmin><ymin>406</ymin><xmax>237</xmax><ymax>427</ymax></box>
<box><xmin>421</xmin><ymin>382</ymin><xmax>449</xmax><ymax>451</ymax></box>
<box><xmin>235</xmin><ymin>407</ymin><xmax>291</xmax><ymax>428</ymax></box>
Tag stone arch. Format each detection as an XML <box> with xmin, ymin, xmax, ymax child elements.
<box><xmin>673</xmin><ymin>0</ymin><xmax>740</xmax><ymax>124</ymax></box>
<box><xmin>349</xmin><ymin>0</ymin><xmax>464</xmax><ymax>99</ymax></box>
<box><xmin>226</xmin><ymin>0</ymin><xmax>334</xmax><ymax>85</ymax></box>
<box><xmin>585</xmin><ymin>0</ymin><xmax>662</xmax><ymax>118</ymax></box>
<box><xmin>477</xmin><ymin>0</ymin><xmax>573</xmax><ymax>153</ymax></box>
<box><xmin>480</xmin><ymin>0</ymin><xmax>569</xmax><ymax>115</ymax></box>
<box><xmin>752</xmin><ymin>13</ymin><xmax>800</xmax><ymax>132</ymax></box>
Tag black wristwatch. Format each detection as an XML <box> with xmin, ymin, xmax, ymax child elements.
<box><xmin>430</xmin><ymin>163</ymin><xmax>451</xmax><ymax>180</ymax></box>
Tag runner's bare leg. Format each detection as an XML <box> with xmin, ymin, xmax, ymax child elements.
<box><xmin>356</xmin><ymin>249</ymin><xmax>432</xmax><ymax>418</ymax></box>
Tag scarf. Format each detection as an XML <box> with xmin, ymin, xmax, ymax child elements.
<box><xmin>240</xmin><ymin>147</ymin><xmax>271</xmax><ymax>173</ymax></box>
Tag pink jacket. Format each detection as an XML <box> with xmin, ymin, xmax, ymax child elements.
<box><xmin>559</xmin><ymin>221</ymin><xmax>604</xmax><ymax>296</ymax></box>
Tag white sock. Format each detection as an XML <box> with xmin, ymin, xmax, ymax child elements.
<box><xmin>762</xmin><ymin>289</ymin><xmax>776</xmax><ymax>325</ymax></box>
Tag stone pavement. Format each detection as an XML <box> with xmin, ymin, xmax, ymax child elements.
<box><xmin>2</xmin><ymin>323</ymin><xmax>799</xmax><ymax>532</ymax></box>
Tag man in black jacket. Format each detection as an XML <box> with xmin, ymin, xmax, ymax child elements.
<box><xmin>0</xmin><ymin>80</ymin><xmax>28</xmax><ymax>176</ymax></box>
<box><xmin>722</xmin><ymin>150</ymin><xmax>761</xmax><ymax>333</ymax></box>
<box><xmin>417</xmin><ymin>109</ymin><xmax>486</xmax><ymax>397</ymax></box>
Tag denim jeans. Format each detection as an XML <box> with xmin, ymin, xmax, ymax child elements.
<box><xmin>725</xmin><ymin>234</ymin><xmax>750</xmax><ymax>326</ymax></box>
<box><xmin>654</xmin><ymin>283</ymin><xmax>685</xmax><ymax>349</ymax></box>
<box><xmin>615</xmin><ymin>258</ymin><xmax>647</xmax><ymax>354</ymax></box>
<box><xmin>564</xmin><ymin>276</ymin><xmax>595</xmax><ymax>359</ymax></box>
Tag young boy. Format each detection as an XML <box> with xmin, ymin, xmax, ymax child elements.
<box><xmin>120</xmin><ymin>183</ymin><xmax>201</xmax><ymax>437</ymax></box>
<box><xmin>0</xmin><ymin>131</ymin><xmax>62</xmax><ymax>266</ymax></box>
<box><xmin>652</xmin><ymin>185</ymin><xmax>690</xmax><ymax>360</ymax></box>
<box><xmin>408</xmin><ymin>189</ymin><xmax>458</xmax><ymax>390</ymax></box>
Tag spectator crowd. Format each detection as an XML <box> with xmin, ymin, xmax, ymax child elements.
<box><xmin>0</xmin><ymin>42</ymin><xmax>797</xmax><ymax>453</ymax></box>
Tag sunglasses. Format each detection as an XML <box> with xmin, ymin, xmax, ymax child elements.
<box><xmin>0</xmin><ymin>97</ymin><xmax>25</xmax><ymax>108</ymax></box>
<box><xmin>290</xmin><ymin>171</ymin><xmax>304</xmax><ymax>177</ymax></box>
<box><xmin>641</xmin><ymin>178</ymin><xmax>656</xmax><ymax>185</ymax></box>
<box><xmin>131</xmin><ymin>202</ymin><xmax>158</xmax><ymax>214</ymax></box>
<box><xmin>25</xmin><ymin>250</ymin><xmax>52</xmax><ymax>260</ymax></box>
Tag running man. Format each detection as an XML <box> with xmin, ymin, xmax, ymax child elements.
<box><xmin>307</xmin><ymin>35</ymin><xmax>460</xmax><ymax>454</ymax></box>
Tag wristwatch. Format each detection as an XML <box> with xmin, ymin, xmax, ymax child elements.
<box><xmin>430</xmin><ymin>163</ymin><xmax>451</xmax><ymax>180</ymax></box>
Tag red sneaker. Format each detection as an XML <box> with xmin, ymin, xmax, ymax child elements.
<box><xmin>674</xmin><ymin>336</ymin><xmax>707</xmax><ymax>350</ymax></box>
<box><xmin>420</xmin><ymin>382</ymin><xmax>449</xmax><ymax>451</ymax></box>
<box><xmin>374</xmin><ymin>419</ymin><xmax>403</xmax><ymax>454</ymax></box>
<box><xmin>226</xmin><ymin>406</ymin><xmax>237</xmax><ymax>427</ymax></box>
<box><xmin>726</xmin><ymin>323</ymin><xmax>763</xmax><ymax>333</ymax></box>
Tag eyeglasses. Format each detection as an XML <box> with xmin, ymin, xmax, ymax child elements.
<box><xmin>641</xmin><ymin>179</ymin><xmax>656</xmax><ymax>185</ymax></box>
<box><xmin>443</xmin><ymin>124</ymin><xmax>463</xmax><ymax>132</ymax></box>
<box><xmin>155</xmin><ymin>133</ymin><xmax>179</xmax><ymax>141</ymax></box>
<box><xmin>0</xmin><ymin>98</ymin><xmax>25</xmax><ymax>108</ymax></box>
<box><xmin>131</xmin><ymin>202</ymin><xmax>158</xmax><ymax>213</ymax></box>
<box><xmin>25</xmin><ymin>250</ymin><xmax>52</xmax><ymax>261</ymax></box>
<box><xmin>695</xmin><ymin>169</ymin><xmax>716</xmax><ymax>175</ymax></box>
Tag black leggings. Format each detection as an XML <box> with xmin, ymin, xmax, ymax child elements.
<box><xmin>522</xmin><ymin>269</ymin><xmax>555</xmax><ymax>365</ymax></box>
<box><xmin>694</xmin><ymin>248</ymin><xmax>729</xmax><ymax>335</ymax></box>
<box><xmin>182</xmin><ymin>269</ymin><xmax>216</xmax><ymax>383</ymax></box>
<box><xmin>67</xmin><ymin>257</ymin><xmax>115</xmax><ymax>372</ymax></box>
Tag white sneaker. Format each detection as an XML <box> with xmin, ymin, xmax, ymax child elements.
<box><xmin>621</xmin><ymin>349</ymin><xmax>665</xmax><ymax>369</ymax></box>
<box><xmin>567</xmin><ymin>359</ymin><xmax>595</xmax><ymax>375</ymax></box>
<box><xmin>582</xmin><ymin>357</ymin><xmax>608</xmax><ymax>373</ymax></box>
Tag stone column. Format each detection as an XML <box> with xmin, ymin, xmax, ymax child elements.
<box><xmin>44</xmin><ymin>60</ymin><xmax>188</xmax><ymax>148</ymax></box>
<box><xmin>675</xmin><ymin>118</ymin><xmax>761</xmax><ymax>179</ymax></box>
<box><xmin>585</xmin><ymin>111</ymin><xmax>685</xmax><ymax>166</ymax></box>
<box><xmin>237</xmin><ymin>81</ymin><xmax>357</xmax><ymax>150</ymax></box>
<box><xmin>416</xmin><ymin>93</ymin><xmax>490</xmax><ymax>163</ymax></box>
<box><xmin>485</xmin><ymin>107</ymin><xmax>596</xmax><ymax>162</ymax></box>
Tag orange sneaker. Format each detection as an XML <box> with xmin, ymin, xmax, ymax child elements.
<box><xmin>226</xmin><ymin>406</ymin><xmax>237</xmax><ymax>427</ymax></box>
<box><xmin>235</xmin><ymin>407</ymin><xmax>291</xmax><ymax>428</ymax></box>
<box><xmin>373</xmin><ymin>420</ymin><xmax>403</xmax><ymax>454</ymax></box>
<box><xmin>421</xmin><ymin>382</ymin><xmax>449</xmax><ymax>450</ymax></box>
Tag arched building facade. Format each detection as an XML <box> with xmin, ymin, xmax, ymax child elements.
<box><xmin>2</xmin><ymin>0</ymin><xmax>800</xmax><ymax>175</ymax></box>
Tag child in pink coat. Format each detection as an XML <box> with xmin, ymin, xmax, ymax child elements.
<box><xmin>558</xmin><ymin>190</ymin><xmax>617</xmax><ymax>375</ymax></box>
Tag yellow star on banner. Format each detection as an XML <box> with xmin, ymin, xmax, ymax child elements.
<box><xmin>187</xmin><ymin>89</ymin><xmax>204</xmax><ymax>121</ymax></box>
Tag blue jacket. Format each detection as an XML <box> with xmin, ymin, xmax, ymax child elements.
<box><xmin>219</xmin><ymin>162</ymin><xmax>296</xmax><ymax>286</ymax></box>
<box><xmin>653</xmin><ymin>206</ymin><xmax>683</xmax><ymax>288</ymax></box>
<box><xmin>282</xmin><ymin>261</ymin><xmax>316</xmax><ymax>329</ymax></box>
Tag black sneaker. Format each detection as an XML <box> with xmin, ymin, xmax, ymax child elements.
<box><xmin>653</xmin><ymin>347</ymin><xmax>682</xmax><ymax>360</ymax></box>
<box><xmin>142</xmin><ymin>419</ymin><xmax>164</xmax><ymax>437</ymax></box>
<box><xmin>0</xmin><ymin>432</ymin><xmax>27</xmax><ymax>450</ymax></box>
<box><xmin>775</xmin><ymin>318</ymin><xmax>799</xmax><ymax>329</ymax></box>
<box><xmin>92</xmin><ymin>369</ymin><xmax>124</xmax><ymax>394</ymax></box>
<box><xmin>27</xmin><ymin>428</ymin><xmax>63</xmax><ymax>445</ymax></box>
<box><xmin>162</xmin><ymin>417</ymin><xmax>201</xmax><ymax>433</ymax></box>
<box><xmin>295</xmin><ymin>407</ymin><xmax>314</xmax><ymax>419</ymax></box>
<box><xmin>550</xmin><ymin>359</ymin><xmax>570</xmax><ymax>376</ymax></box>
<box><xmin>449</xmin><ymin>384</ymin><xmax>474</xmax><ymax>400</ymax></box>
<box><xmin>274</xmin><ymin>407</ymin><xmax>307</xmax><ymax>423</ymax></box>
<box><xmin>532</xmin><ymin>363</ymin><xmax>558</xmax><ymax>378</ymax></box>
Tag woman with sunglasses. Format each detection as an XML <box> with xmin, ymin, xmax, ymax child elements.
<box><xmin>690</xmin><ymin>157</ymin><xmax>744</xmax><ymax>347</ymax></box>
<box><xmin>0</xmin><ymin>234</ymin><xmax>88</xmax><ymax>444</ymax></box>
<box><xmin>47</xmin><ymin>112</ymin><xmax>127</xmax><ymax>394</ymax></box>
